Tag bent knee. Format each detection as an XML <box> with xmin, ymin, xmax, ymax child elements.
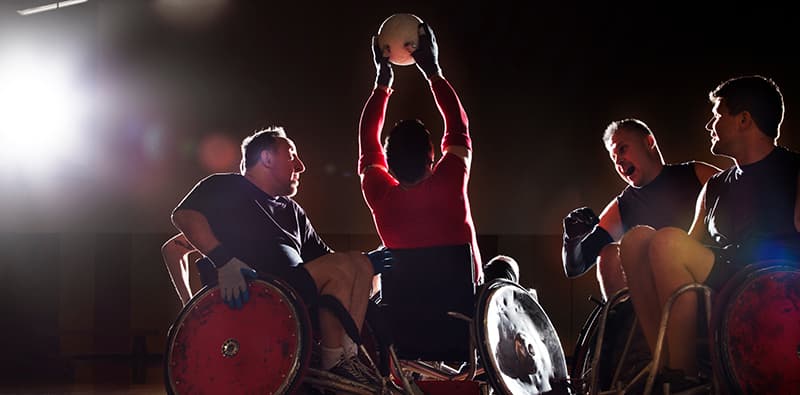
<box><xmin>620</xmin><ymin>225</ymin><xmax>656</xmax><ymax>247</ymax></box>
<box><xmin>648</xmin><ymin>227</ymin><xmax>691</xmax><ymax>262</ymax></box>
<box><xmin>619</xmin><ymin>226</ymin><xmax>656</xmax><ymax>270</ymax></box>
<box><xmin>347</xmin><ymin>251</ymin><xmax>374</xmax><ymax>278</ymax></box>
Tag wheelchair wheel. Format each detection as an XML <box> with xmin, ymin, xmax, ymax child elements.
<box><xmin>164</xmin><ymin>277</ymin><xmax>312</xmax><ymax>395</ymax></box>
<box><xmin>570</xmin><ymin>295</ymin><xmax>651</xmax><ymax>394</ymax></box>
<box><xmin>711</xmin><ymin>261</ymin><xmax>800</xmax><ymax>395</ymax></box>
<box><xmin>474</xmin><ymin>280</ymin><xmax>569</xmax><ymax>395</ymax></box>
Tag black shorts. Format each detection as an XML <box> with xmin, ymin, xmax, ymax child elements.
<box><xmin>703</xmin><ymin>246</ymin><xmax>746</xmax><ymax>292</ymax></box>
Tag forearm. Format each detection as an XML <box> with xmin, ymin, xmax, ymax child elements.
<box><xmin>562</xmin><ymin>225</ymin><xmax>613</xmax><ymax>278</ymax></box>
<box><xmin>358</xmin><ymin>87</ymin><xmax>391</xmax><ymax>174</ymax></box>
<box><xmin>430</xmin><ymin>77</ymin><xmax>471</xmax><ymax>151</ymax></box>
<box><xmin>161</xmin><ymin>234</ymin><xmax>195</xmax><ymax>305</ymax></box>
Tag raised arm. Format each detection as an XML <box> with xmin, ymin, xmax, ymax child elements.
<box><xmin>411</xmin><ymin>23</ymin><xmax>472</xmax><ymax>165</ymax></box>
<box><xmin>561</xmin><ymin>203</ymin><xmax>617</xmax><ymax>278</ymax></box>
<box><xmin>358</xmin><ymin>37</ymin><xmax>393</xmax><ymax>176</ymax></box>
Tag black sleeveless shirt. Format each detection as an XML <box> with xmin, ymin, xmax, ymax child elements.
<box><xmin>617</xmin><ymin>162</ymin><xmax>702</xmax><ymax>233</ymax></box>
<box><xmin>704</xmin><ymin>146</ymin><xmax>800</xmax><ymax>248</ymax></box>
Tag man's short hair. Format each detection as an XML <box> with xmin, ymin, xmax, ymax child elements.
<box><xmin>709</xmin><ymin>75</ymin><xmax>784</xmax><ymax>139</ymax></box>
<box><xmin>602</xmin><ymin>118</ymin><xmax>653</xmax><ymax>149</ymax></box>
<box><xmin>240</xmin><ymin>126</ymin><xmax>287</xmax><ymax>173</ymax></box>
<box><xmin>385</xmin><ymin>119</ymin><xmax>434</xmax><ymax>184</ymax></box>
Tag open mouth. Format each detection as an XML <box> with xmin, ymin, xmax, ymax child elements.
<box><xmin>623</xmin><ymin>165</ymin><xmax>636</xmax><ymax>177</ymax></box>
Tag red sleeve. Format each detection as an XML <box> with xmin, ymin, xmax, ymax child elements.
<box><xmin>431</xmin><ymin>78</ymin><xmax>471</xmax><ymax>152</ymax></box>
<box><xmin>358</xmin><ymin>88</ymin><xmax>391</xmax><ymax>174</ymax></box>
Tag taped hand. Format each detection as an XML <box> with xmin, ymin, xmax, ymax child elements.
<box><xmin>411</xmin><ymin>22</ymin><xmax>441</xmax><ymax>78</ymax></box>
<box><xmin>563</xmin><ymin>207</ymin><xmax>600</xmax><ymax>240</ymax></box>
<box><xmin>372</xmin><ymin>36</ymin><xmax>393</xmax><ymax>88</ymax></box>
<box><xmin>365</xmin><ymin>246</ymin><xmax>393</xmax><ymax>274</ymax></box>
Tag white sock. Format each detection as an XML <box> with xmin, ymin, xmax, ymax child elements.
<box><xmin>343</xmin><ymin>335</ymin><xmax>358</xmax><ymax>358</ymax></box>
<box><xmin>320</xmin><ymin>346</ymin><xmax>345</xmax><ymax>370</ymax></box>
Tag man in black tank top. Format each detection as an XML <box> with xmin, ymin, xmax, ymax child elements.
<box><xmin>619</xmin><ymin>75</ymin><xmax>800</xmax><ymax>381</ymax></box>
<box><xmin>562</xmin><ymin>119</ymin><xmax>719</xmax><ymax>300</ymax></box>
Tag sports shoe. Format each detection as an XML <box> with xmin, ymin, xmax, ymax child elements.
<box><xmin>329</xmin><ymin>355</ymin><xmax>382</xmax><ymax>387</ymax></box>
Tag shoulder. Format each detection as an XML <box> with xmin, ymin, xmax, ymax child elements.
<box><xmin>687</xmin><ymin>161</ymin><xmax>722</xmax><ymax>184</ymax></box>
<box><xmin>777</xmin><ymin>146</ymin><xmax>800</xmax><ymax>164</ymax></box>
<box><xmin>198</xmin><ymin>172</ymin><xmax>242</xmax><ymax>186</ymax></box>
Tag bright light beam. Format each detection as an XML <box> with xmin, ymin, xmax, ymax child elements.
<box><xmin>0</xmin><ymin>48</ymin><xmax>89</xmax><ymax>173</ymax></box>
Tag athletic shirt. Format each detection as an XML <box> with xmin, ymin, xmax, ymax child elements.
<box><xmin>359</xmin><ymin>79</ymin><xmax>482</xmax><ymax>284</ymax></box>
<box><xmin>704</xmin><ymin>146</ymin><xmax>800</xmax><ymax>248</ymax></box>
<box><xmin>617</xmin><ymin>162</ymin><xmax>702</xmax><ymax>232</ymax></box>
<box><xmin>174</xmin><ymin>173</ymin><xmax>332</xmax><ymax>273</ymax></box>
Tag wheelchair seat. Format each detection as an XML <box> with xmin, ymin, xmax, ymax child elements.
<box><xmin>378</xmin><ymin>244</ymin><xmax>476</xmax><ymax>362</ymax></box>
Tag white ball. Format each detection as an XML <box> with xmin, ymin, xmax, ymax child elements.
<box><xmin>377</xmin><ymin>13</ymin><xmax>423</xmax><ymax>66</ymax></box>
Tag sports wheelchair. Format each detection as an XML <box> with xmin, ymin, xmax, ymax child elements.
<box><xmin>163</xmin><ymin>245</ymin><xmax>572</xmax><ymax>394</ymax></box>
<box><xmin>569</xmin><ymin>256</ymin><xmax>800</xmax><ymax>395</ymax></box>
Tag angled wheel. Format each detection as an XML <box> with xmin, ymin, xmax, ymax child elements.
<box><xmin>475</xmin><ymin>280</ymin><xmax>570</xmax><ymax>395</ymax></box>
<box><xmin>164</xmin><ymin>277</ymin><xmax>312</xmax><ymax>395</ymax></box>
<box><xmin>711</xmin><ymin>261</ymin><xmax>800</xmax><ymax>395</ymax></box>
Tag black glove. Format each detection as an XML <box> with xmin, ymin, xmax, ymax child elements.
<box><xmin>561</xmin><ymin>207</ymin><xmax>613</xmax><ymax>278</ymax></box>
<box><xmin>563</xmin><ymin>207</ymin><xmax>600</xmax><ymax>240</ymax></box>
<box><xmin>411</xmin><ymin>23</ymin><xmax>441</xmax><ymax>78</ymax></box>
<box><xmin>372</xmin><ymin>36</ymin><xmax>393</xmax><ymax>88</ymax></box>
<box><xmin>365</xmin><ymin>245</ymin><xmax>393</xmax><ymax>274</ymax></box>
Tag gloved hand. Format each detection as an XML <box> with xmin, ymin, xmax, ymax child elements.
<box><xmin>365</xmin><ymin>245</ymin><xmax>393</xmax><ymax>274</ymax></box>
<box><xmin>563</xmin><ymin>207</ymin><xmax>600</xmax><ymax>240</ymax></box>
<box><xmin>217</xmin><ymin>257</ymin><xmax>258</xmax><ymax>309</ymax></box>
<box><xmin>411</xmin><ymin>23</ymin><xmax>441</xmax><ymax>79</ymax></box>
<box><xmin>372</xmin><ymin>36</ymin><xmax>393</xmax><ymax>88</ymax></box>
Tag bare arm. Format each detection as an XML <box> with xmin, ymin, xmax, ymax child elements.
<box><xmin>597</xmin><ymin>198</ymin><xmax>624</xmax><ymax>241</ymax></box>
<box><xmin>161</xmin><ymin>233</ymin><xmax>198</xmax><ymax>306</ymax></box>
<box><xmin>688</xmin><ymin>183</ymin><xmax>709</xmax><ymax>241</ymax></box>
<box><xmin>693</xmin><ymin>161</ymin><xmax>722</xmax><ymax>185</ymax></box>
<box><xmin>171</xmin><ymin>209</ymin><xmax>221</xmax><ymax>255</ymax></box>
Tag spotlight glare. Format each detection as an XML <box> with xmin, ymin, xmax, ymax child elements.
<box><xmin>0</xmin><ymin>49</ymin><xmax>89</xmax><ymax>172</ymax></box>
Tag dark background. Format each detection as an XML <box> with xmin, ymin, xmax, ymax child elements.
<box><xmin>0</xmin><ymin>0</ymin><xmax>798</xmax><ymax>391</ymax></box>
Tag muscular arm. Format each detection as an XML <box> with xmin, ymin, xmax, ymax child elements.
<box><xmin>597</xmin><ymin>199</ymin><xmax>624</xmax><ymax>241</ymax></box>
<box><xmin>161</xmin><ymin>233</ymin><xmax>199</xmax><ymax>305</ymax></box>
<box><xmin>688</xmin><ymin>183</ymin><xmax>709</xmax><ymax>241</ymax></box>
<box><xmin>693</xmin><ymin>161</ymin><xmax>722</xmax><ymax>185</ymax></box>
<box><xmin>431</xmin><ymin>76</ymin><xmax>472</xmax><ymax>167</ymax></box>
<box><xmin>171</xmin><ymin>209</ymin><xmax>221</xmax><ymax>255</ymax></box>
<box><xmin>358</xmin><ymin>86</ymin><xmax>391</xmax><ymax>176</ymax></box>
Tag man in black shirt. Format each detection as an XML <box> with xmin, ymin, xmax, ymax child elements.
<box><xmin>171</xmin><ymin>127</ymin><xmax>385</xmax><ymax>386</ymax></box>
<box><xmin>562</xmin><ymin>119</ymin><xmax>719</xmax><ymax>299</ymax></box>
<box><xmin>620</xmin><ymin>75</ymin><xmax>800</xmax><ymax>379</ymax></box>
